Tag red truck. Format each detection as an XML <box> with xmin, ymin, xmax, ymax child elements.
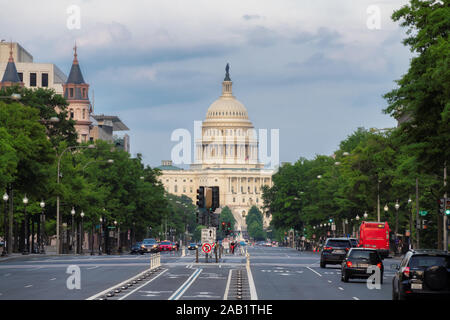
<box><xmin>358</xmin><ymin>221</ymin><xmax>390</xmax><ymax>258</ymax></box>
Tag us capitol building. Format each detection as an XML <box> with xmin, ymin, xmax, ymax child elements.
<box><xmin>157</xmin><ymin>65</ymin><xmax>275</xmax><ymax>229</ymax></box>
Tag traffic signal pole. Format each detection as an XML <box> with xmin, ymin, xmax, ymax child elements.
<box><xmin>444</xmin><ymin>164</ymin><xmax>447</xmax><ymax>253</ymax></box>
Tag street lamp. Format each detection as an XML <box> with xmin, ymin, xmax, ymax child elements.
<box><xmin>80</xmin><ymin>211</ymin><xmax>84</xmax><ymax>255</ymax></box>
<box><xmin>99</xmin><ymin>217</ymin><xmax>103</xmax><ymax>255</ymax></box>
<box><xmin>39</xmin><ymin>200</ymin><xmax>45</xmax><ymax>254</ymax></box>
<box><xmin>22</xmin><ymin>195</ymin><xmax>29</xmax><ymax>255</ymax></box>
<box><xmin>317</xmin><ymin>175</ymin><xmax>322</xmax><ymax>179</ymax></box>
<box><xmin>2</xmin><ymin>193</ymin><xmax>8</xmax><ymax>256</ymax></box>
<box><xmin>114</xmin><ymin>220</ymin><xmax>118</xmax><ymax>254</ymax></box>
<box><xmin>395</xmin><ymin>200</ymin><xmax>400</xmax><ymax>254</ymax></box>
<box><xmin>363</xmin><ymin>211</ymin><xmax>368</xmax><ymax>219</ymax></box>
<box><xmin>356</xmin><ymin>214</ymin><xmax>360</xmax><ymax>221</ymax></box>
<box><xmin>71</xmin><ymin>207</ymin><xmax>75</xmax><ymax>254</ymax></box>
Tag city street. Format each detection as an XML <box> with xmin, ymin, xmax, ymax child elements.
<box><xmin>0</xmin><ymin>246</ymin><xmax>398</xmax><ymax>300</ymax></box>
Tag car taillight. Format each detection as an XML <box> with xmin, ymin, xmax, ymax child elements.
<box><xmin>345</xmin><ymin>248</ymin><xmax>349</xmax><ymax>251</ymax></box>
<box><xmin>403</xmin><ymin>266</ymin><xmax>410</xmax><ymax>278</ymax></box>
<box><xmin>376</xmin><ymin>263</ymin><xmax>382</xmax><ymax>269</ymax></box>
<box><xmin>324</xmin><ymin>246</ymin><xmax>332</xmax><ymax>251</ymax></box>
<box><xmin>346</xmin><ymin>261</ymin><xmax>353</xmax><ymax>268</ymax></box>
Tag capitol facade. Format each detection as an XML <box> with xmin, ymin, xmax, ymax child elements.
<box><xmin>157</xmin><ymin>65</ymin><xmax>275</xmax><ymax>229</ymax></box>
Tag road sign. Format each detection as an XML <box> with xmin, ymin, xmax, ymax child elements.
<box><xmin>201</xmin><ymin>227</ymin><xmax>216</xmax><ymax>244</ymax></box>
<box><xmin>202</xmin><ymin>243</ymin><xmax>212</xmax><ymax>254</ymax></box>
<box><xmin>419</xmin><ymin>210</ymin><xmax>428</xmax><ymax>216</ymax></box>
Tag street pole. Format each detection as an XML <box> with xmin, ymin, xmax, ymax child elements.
<box><xmin>22</xmin><ymin>196</ymin><xmax>29</xmax><ymax>255</ymax></box>
<box><xmin>416</xmin><ymin>177</ymin><xmax>420</xmax><ymax>249</ymax></box>
<box><xmin>40</xmin><ymin>201</ymin><xmax>46</xmax><ymax>254</ymax></box>
<box><xmin>2</xmin><ymin>193</ymin><xmax>8</xmax><ymax>256</ymax></box>
<box><xmin>8</xmin><ymin>185</ymin><xmax>13</xmax><ymax>255</ymax></box>
<box><xmin>443</xmin><ymin>163</ymin><xmax>447</xmax><ymax>253</ymax></box>
<box><xmin>377</xmin><ymin>179</ymin><xmax>381</xmax><ymax>222</ymax></box>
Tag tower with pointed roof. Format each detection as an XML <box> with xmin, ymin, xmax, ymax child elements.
<box><xmin>62</xmin><ymin>44</ymin><xmax>92</xmax><ymax>143</ymax></box>
<box><xmin>0</xmin><ymin>42</ymin><xmax>24</xmax><ymax>89</ymax></box>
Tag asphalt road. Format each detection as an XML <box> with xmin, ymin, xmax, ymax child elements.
<box><xmin>0</xmin><ymin>246</ymin><xmax>398</xmax><ymax>300</ymax></box>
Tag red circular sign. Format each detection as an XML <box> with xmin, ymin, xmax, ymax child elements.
<box><xmin>202</xmin><ymin>243</ymin><xmax>212</xmax><ymax>254</ymax></box>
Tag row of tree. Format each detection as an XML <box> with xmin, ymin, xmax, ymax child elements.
<box><xmin>262</xmin><ymin>0</ymin><xmax>449</xmax><ymax>249</ymax></box>
<box><xmin>0</xmin><ymin>86</ymin><xmax>191</xmax><ymax>252</ymax></box>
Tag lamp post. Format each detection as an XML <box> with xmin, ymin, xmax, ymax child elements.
<box><xmin>39</xmin><ymin>201</ymin><xmax>45</xmax><ymax>254</ymax></box>
<box><xmin>408</xmin><ymin>197</ymin><xmax>412</xmax><ymax>249</ymax></box>
<box><xmin>80</xmin><ymin>211</ymin><xmax>84</xmax><ymax>255</ymax></box>
<box><xmin>363</xmin><ymin>211</ymin><xmax>368</xmax><ymax>220</ymax></box>
<box><xmin>71</xmin><ymin>207</ymin><xmax>75</xmax><ymax>254</ymax></box>
<box><xmin>377</xmin><ymin>180</ymin><xmax>381</xmax><ymax>221</ymax></box>
<box><xmin>22</xmin><ymin>196</ymin><xmax>29</xmax><ymax>255</ymax></box>
<box><xmin>2</xmin><ymin>193</ymin><xmax>8</xmax><ymax>256</ymax></box>
<box><xmin>384</xmin><ymin>204</ymin><xmax>388</xmax><ymax>219</ymax></box>
<box><xmin>395</xmin><ymin>200</ymin><xmax>400</xmax><ymax>238</ymax></box>
<box><xmin>56</xmin><ymin>144</ymin><xmax>96</xmax><ymax>254</ymax></box>
<box><xmin>114</xmin><ymin>220</ymin><xmax>118</xmax><ymax>254</ymax></box>
<box><xmin>99</xmin><ymin>217</ymin><xmax>103</xmax><ymax>255</ymax></box>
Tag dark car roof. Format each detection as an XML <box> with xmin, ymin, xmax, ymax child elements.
<box><xmin>410</xmin><ymin>249</ymin><xmax>450</xmax><ymax>256</ymax></box>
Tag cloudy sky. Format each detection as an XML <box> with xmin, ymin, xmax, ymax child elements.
<box><xmin>0</xmin><ymin>0</ymin><xmax>412</xmax><ymax>168</ymax></box>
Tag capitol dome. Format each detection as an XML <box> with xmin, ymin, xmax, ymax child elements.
<box><xmin>205</xmin><ymin>64</ymin><xmax>250</xmax><ymax>122</ymax></box>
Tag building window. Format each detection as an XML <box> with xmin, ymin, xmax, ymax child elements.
<box><xmin>242</xmin><ymin>198</ymin><xmax>245</xmax><ymax>203</ymax></box>
<box><xmin>174</xmin><ymin>185</ymin><xmax>178</xmax><ymax>193</ymax></box>
<box><xmin>70</xmin><ymin>109</ymin><xmax>74</xmax><ymax>119</ymax></box>
<box><xmin>69</xmin><ymin>88</ymin><xmax>74</xmax><ymax>97</ymax></box>
<box><xmin>30</xmin><ymin>73</ymin><xmax>36</xmax><ymax>87</ymax></box>
<box><xmin>18</xmin><ymin>72</ymin><xmax>23</xmax><ymax>82</ymax></box>
<box><xmin>82</xmin><ymin>109</ymin><xmax>85</xmax><ymax>119</ymax></box>
<box><xmin>42</xmin><ymin>73</ymin><xmax>48</xmax><ymax>87</ymax></box>
<box><xmin>256</xmin><ymin>198</ymin><xmax>259</xmax><ymax>203</ymax></box>
<box><xmin>82</xmin><ymin>88</ymin><xmax>86</xmax><ymax>98</ymax></box>
<box><xmin>190</xmin><ymin>187</ymin><xmax>193</xmax><ymax>193</ymax></box>
<box><xmin>183</xmin><ymin>186</ymin><xmax>186</xmax><ymax>193</ymax></box>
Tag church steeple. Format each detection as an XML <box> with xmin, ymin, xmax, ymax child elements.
<box><xmin>0</xmin><ymin>42</ymin><xmax>23</xmax><ymax>88</ymax></box>
<box><xmin>66</xmin><ymin>43</ymin><xmax>86</xmax><ymax>85</ymax></box>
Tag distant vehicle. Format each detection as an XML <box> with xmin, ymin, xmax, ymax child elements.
<box><xmin>348</xmin><ymin>238</ymin><xmax>359</xmax><ymax>247</ymax></box>
<box><xmin>341</xmin><ymin>248</ymin><xmax>384</xmax><ymax>283</ymax></box>
<box><xmin>264</xmin><ymin>242</ymin><xmax>272</xmax><ymax>247</ymax></box>
<box><xmin>159</xmin><ymin>241</ymin><xmax>173</xmax><ymax>251</ymax></box>
<box><xmin>239</xmin><ymin>241</ymin><xmax>246</xmax><ymax>246</ymax></box>
<box><xmin>320</xmin><ymin>238</ymin><xmax>352</xmax><ymax>268</ymax></box>
<box><xmin>130</xmin><ymin>242</ymin><xmax>144</xmax><ymax>255</ymax></box>
<box><xmin>187</xmin><ymin>243</ymin><xmax>198</xmax><ymax>250</ymax></box>
<box><xmin>141</xmin><ymin>238</ymin><xmax>159</xmax><ymax>253</ymax></box>
<box><xmin>358</xmin><ymin>221</ymin><xmax>390</xmax><ymax>258</ymax></box>
<box><xmin>391</xmin><ymin>249</ymin><xmax>450</xmax><ymax>300</ymax></box>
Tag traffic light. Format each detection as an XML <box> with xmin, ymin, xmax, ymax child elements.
<box><xmin>221</xmin><ymin>221</ymin><xmax>226</xmax><ymax>231</ymax></box>
<box><xmin>196</xmin><ymin>187</ymin><xmax>205</xmax><ymax>208</ymax></box>
<box><xmin>210</xmin><ymin>213</ymin><xmax>219</xmax><ymax>228</ymax></box>
<box><xmin>439</xmin><ymin>198</ymin><xmax>450</xmax><ymax>215</ymax></box>
<box><xmin>212</xmin><ymin>186</ymin><xmax>219</xmax><ymax>211</ymax></box>
<box><xmin>329</xmin><ymin>218</ymin><xmax>333</xmax><ymax>223</ymax></box>
<box><xmin>205</xmin><ymin>187</ymin><xmax>212</xmax><ymax>209</ymax></box>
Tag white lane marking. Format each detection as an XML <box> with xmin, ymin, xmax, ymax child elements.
<box><xmin>86</xmin><ymin>266</ymin><xmax>99</xmax><ymax>270</ymax></box>
<box><xmin>50</xmin><ymin>278</ymin><xmax>56</xmax><ymax>281</ymax></box>
<box><xmin>168</xmin><ymin>268</ymin><xmax>203</xmax><ymax>300</ymax></box>
<box><xmin>338</xmin><ymin>287</ymin><xmax>344</xmax><ymax>291</ymax></box>
<box><xmin>353</xmin><ymin>296</ymin><xmax>359</xmax><ymax>300</ymax></box>
<box><xmin>247</xmin><ymin>265</ymin><xmax>258</xmax><ymax>300</ymax></box>
<box><xmin>328</xmin><ymin>280</ymin><xmax>332</xmax><ymax>283</ymax></box>
<box><xmin>119</xmin><ymin>269</ymin><xmax>168</xmax><ymax>300</ymax></box>
<box><xmin>25</xmin><ymin>285</ymin><xmax>33</xmax><ymax>288</ymax></box>
<box><xmin>307</xmin><ymin>267</ymin><xmax>322</xmax><ymax>277</ymax></box>
<box><xmin>223</xmin><ymin>269</ymin><xmax>233</xmax><ymax>300</ymax></box>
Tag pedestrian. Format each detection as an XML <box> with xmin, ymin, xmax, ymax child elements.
<box><xmin>175</xmin><ymin>241</ymin><xmax>179</xmax><ymax>252</ymax></box>
<box><xmin>230</xmin><ymin>241</ymin><xmax>235</xmax><ymax>254</ymax></box>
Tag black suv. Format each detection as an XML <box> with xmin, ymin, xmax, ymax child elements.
<box><xmin>341</xmin><ymin>248</ymin><xmax>384</xmax><ymax>283</ymax></box>
<box><xmin>320</xmin><ymin>238</ymin><xmax>352</xmax><ymax>268</ymax></box>
<box><xmin>392</xmin><ymin>249</ymin><xmax>450</xmax><ymax>300</ymax></box>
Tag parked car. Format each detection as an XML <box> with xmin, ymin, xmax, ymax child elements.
<box><xmin>130</xmin><ymin>242</ymin><xmax>144</xmax><ymax>255</ymax></box>
<box><xmin>320</xmin><ymin>238</ymin><xmax>352</xmax><ymax>268</ymax></box>
<box><xmin>159</xmin><ymin>241</ymin><xmax>173</xmax><ymax>251</ymax></box>
<box><xmin>141</xmin><ymin>238</ymin><xmax>159</xmax><ymax>253</ymax></box>
<box><xmin>188</xmin><ymin>243</ymin><xmax>198</xmax><ymax>250</ymax></box>
<box><xmin>391</xmin><ymin>249</ymin><xmax>450</xmax><ymax>300</ymax></box>
<box><xmin>341</xmin><ymin>248</ymin><xmax>384</xmax><ymax>283</ymax></box>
